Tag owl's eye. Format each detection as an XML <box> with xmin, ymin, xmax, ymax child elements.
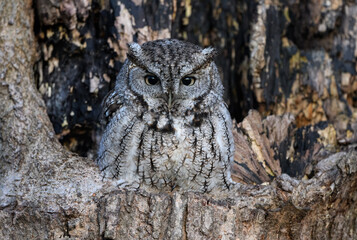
<box><xmin>181</xmin><ymin>76</ymin><xmax>196</xmax><ymax>86</ymax></box>
<box><xmin>144</xmin><ymin>75</ymin><xmax>159</xmax><ymax>85</ymax></box>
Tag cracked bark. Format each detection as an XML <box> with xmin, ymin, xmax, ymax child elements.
<box><xmin>1</xmin><ymin>0</ymin><xmax>357</xmax><ymax>239</ymax></box>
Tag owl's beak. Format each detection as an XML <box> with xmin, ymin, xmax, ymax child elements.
<box><xmin>168</xmin><ymin>92</ymin><xmax>173</xmax><ymax>109</ymax></box>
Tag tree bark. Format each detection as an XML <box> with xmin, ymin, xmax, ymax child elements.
<box><xmin>1</xmin><ymin>0</ymin><xmax>357</xmax><ymax>239</ymax></box>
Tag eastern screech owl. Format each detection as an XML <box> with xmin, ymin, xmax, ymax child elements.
<box><xmin>98</xmin><ymin>39</ymin><xmax>234</xmax><ymax>193</ymax></box>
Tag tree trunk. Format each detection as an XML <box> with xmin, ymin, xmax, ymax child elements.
<box><xmin>1</xmin><ymin>0</ymin><xmax>356</xmax><ymax>239</ymax></box>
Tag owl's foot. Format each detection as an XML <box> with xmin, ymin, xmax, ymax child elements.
<box><xmin>116</xmin><ymin>179</ymin><xmax>140</xmax><ymax>191</ymax></box>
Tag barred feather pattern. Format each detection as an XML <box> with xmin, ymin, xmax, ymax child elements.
<box><xmin>98</xmin><ymin>39</ymin><xmax>234</xmax><ymax>193</ymax></box>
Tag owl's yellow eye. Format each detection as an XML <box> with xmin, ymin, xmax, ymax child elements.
<box><xmin>181</xmin><ymin>76</ymin><xmax>196</xmax><ymax>86</ymax></box>
<box><xmin>144</xmin><ymin>75</ymin><xmax>159</xmax><ymax>85</ymax></box>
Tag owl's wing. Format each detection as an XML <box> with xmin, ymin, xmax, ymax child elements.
<box><xmin>101</xmin><ymin>89</ymin><xmax>123</xmax><ymax>123</ymax></box>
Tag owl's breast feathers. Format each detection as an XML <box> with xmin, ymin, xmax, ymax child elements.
<box><xmin>135</xmin><ymin>97</ymin><xmax>216</xmax><ymax>135</ymax></box>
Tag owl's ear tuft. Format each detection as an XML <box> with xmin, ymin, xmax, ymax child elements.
<box><xmin>127</xmin><ymin>42</ymin><xmax>143</xmax><ymax>62</ymax></box>
<box><xmin>191</xmin><ymin>47</ymin><xmax>218</xmax><ymax>71</ymax></box>
<box><xmin>201</xmin><ymin>47</ymin><xmax>218</xmax><ymax>60</ymax></box>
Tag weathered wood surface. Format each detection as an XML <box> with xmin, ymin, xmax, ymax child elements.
<box><xmin>1</xmin><ymin>0</ymin><xmax>357</xmax><ymax>239</ymax></box>
<box><xmin>33</xmin><ymin>0</ymin><xmax>357</xmax><ymax>161</ymax></box>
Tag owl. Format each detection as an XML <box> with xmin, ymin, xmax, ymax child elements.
<box><xmin>98</xmin><ymin>39</ymin><xmax>235</xmax><ymax>193</ymax></box>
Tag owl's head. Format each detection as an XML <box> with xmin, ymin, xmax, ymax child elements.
<box><xmin>117</xmin><ymin>39</ymin><xmax>224</xmax><ymax>116</ymax></box>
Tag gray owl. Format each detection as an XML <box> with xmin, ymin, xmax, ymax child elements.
<box><xmin>98</xmin><ymin>39</ymin><xmax>234</xmax><ymax>193</ymax></box>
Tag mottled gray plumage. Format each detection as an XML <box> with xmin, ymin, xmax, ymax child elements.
<box><xmin>98</xmin><ymin>39</ymin><xmax>234</xmax><ymax>193</ymax></box>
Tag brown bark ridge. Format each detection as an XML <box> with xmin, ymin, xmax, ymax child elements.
<box><xmin>1</xmin><ymin>0</ymin><xmax>357</xmax><ymax>239</ymax></box>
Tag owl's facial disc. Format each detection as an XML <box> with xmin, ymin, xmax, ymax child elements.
<box><xmin>166</xmin><ymin>75</ymin><xmax>196</xmax><ymax>110</ymax></box>
<box><xmin>128</xmin><ymin>59</ymin><xmax>215</xmax><ymax>117</ymax></box>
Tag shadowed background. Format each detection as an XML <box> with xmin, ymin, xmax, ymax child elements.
<box><xmin>34</xmin><ymin>0</ymin><xmax>357</xmax><ymax>183</ymax></box>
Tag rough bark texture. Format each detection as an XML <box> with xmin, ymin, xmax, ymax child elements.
<box><xmin>1</xmin><ymin>0</ymin><xmax>357</xmax><ymax>239</ymax></box>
